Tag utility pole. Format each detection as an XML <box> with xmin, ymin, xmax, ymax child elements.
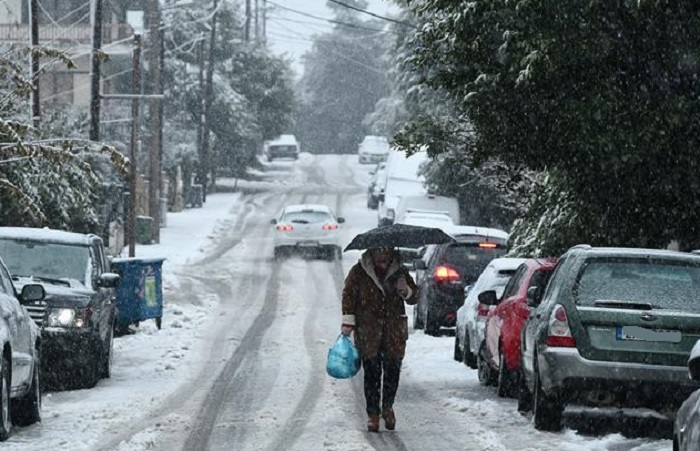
<box><xmin>195</xmin><ymin>38</ymin><xmax>204</xmax><ymax>171</ymax></box>
<box><xmin>29</xmin><ymin>0</ymin><xmax>40</xmax><ymax>128</ymax></box>
<box><xmin>262</xmin><ymin>0</ymin><xmax>266</xmax><ymax>43</ymax></box>
<box><xmin>199</xmin><ymin>0</ymin><xmax>218</xmax><ymax>201</ymax></box>
<box><xmin>245</xmin><ymin>0</ymin><xmax>251</xmax><ymax>42</ymax></box>
<box><xmin>89</xmin><ymin>0</ymin><xmax>103</xmax><ymax>141</ymax></box>
<box><xmin>128</xmin><ymin>34</ymin><xmax>142</xmax><ymax>258</ymax></box>
<box><xmin>148</xmin><ymin>0</ymin><xmax>163</xmax><ymax>243</ymax></box>
<box><xmin>254</xmin><ymin>0</ymin><xmax>259</xmax><ymax>41</ymax></box>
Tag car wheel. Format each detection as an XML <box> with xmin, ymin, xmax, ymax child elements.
<box><xmin>453</xmin><ymin>334</ymin><xmax>463</xmax><ymax>361</ymax></box>
<box><xmin>516</xmin><ymin>369</ymin><xmax>532</xmax><ymax>413</ymax></box>
<box><xmin>12</xmin><ymin>352</ymin><xmax>41</xmax><ymax>427</ymax></box>
<box><xmin>101</xmin><ymin>323</ymin><xmax>114</xmax><ymax>379</ymax></box>
<box><xmin>0</xmin><ymin>356</ymin><xmax>10</xmax><ymax>441</ymax></box>
<box><xmin>497</xmin><ymin>349</ymin><xmax>515</xmax><ymax>398</ymax></box>
<box><xmin>424</xmin><ymin>309</ymin><xmax>440</xmax><ymax>336</ymax></box>
<box><xmin>463</xmin><ymin>335</ymin><xmax>477</xmax><ymax>369</ymax></box>
<box><xmin>532</xmin><ymin>360</ymin><xmax>563</xmax><ymax>431</ymax></box>
<box><xmin>412</xmin><ymin>302</ymin><xmax>424</xmax><ymax>330</ymax></box>
<box><xmin>273</xmin><ymin>247</ymin><xmax>285</xmax><ymax>260</ymax></box>
<box><xmin>477</xmin><ymin>343</ymin><xmax>496</xmax><ymax>386</ymax></box>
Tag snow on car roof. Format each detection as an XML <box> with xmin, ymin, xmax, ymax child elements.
<box><xmin>0</xmin><ymin>226</ymin><xmax>95</xmax><ymax>246</ymax></box>
<box><xmin>489</xmin><ymin>257</ymin><xmax>528</xmax><ymax>271</ymax></box>
<box><xmin>282</xmin><ymin>204</ymin><xmax>332</xmax><ymax>214</ymax></box>
<box><xmin>449</xmin><ymin>225</ymin><xmax>509</xmax><ymax>241</ymax></box>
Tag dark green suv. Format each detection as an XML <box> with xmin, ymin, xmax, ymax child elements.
<box><xmin>519</xmin><ymin>245</ymin><xmax>700</xmax><ymax>431</ymax></box>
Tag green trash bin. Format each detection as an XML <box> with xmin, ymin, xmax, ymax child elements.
<box><xmin>136</xmin><ymin>215</ymin><xmax>153</xmax><ymax>244</ymax></box>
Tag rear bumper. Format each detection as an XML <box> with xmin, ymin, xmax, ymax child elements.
<box><xmin>273</xmin><ymin>235</ymin><xmax>340</xmax><ymax>248</ymax></box>
<box><xmin>539</xmin><ymin>346</ymin><xmax>700</xmax><ymax>406</ymax></box>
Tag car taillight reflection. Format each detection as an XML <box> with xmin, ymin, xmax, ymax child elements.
<box><xmin>322</xmin><ymin>224</ymin><xmax>339</xmax><ymax>230</ymax></box>
<box><xmin>276</xmin><ymin>224</ymin><xmax>294</xmax><ymax>232</ymax></box>
<box><xmin>433</xmin><ymin>265</ymin><xmax>460</xmax><ymax>282</ymax></box>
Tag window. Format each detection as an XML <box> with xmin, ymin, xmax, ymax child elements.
<box><xmin>501</xmin><ymin>264</ymin><xmax>526</xmax><ymax>300</ymax></box>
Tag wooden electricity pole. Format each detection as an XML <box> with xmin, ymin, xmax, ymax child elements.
<box><xmin>199</xmin><ymin>0</ymin><xmax>218</xmax><ymax>201</ymax></box>
<box><xmin>245</xmin><ymin>0</ymin><xmax>251</xmax><ymax>42</ymax></box>
<box><xmin>128</xmin><ymin>34</ymin><xmax>142</xmax><ymax>258</ymax></box>
<box><xmin>89</xmin><ymin>0</ymin><xmax>103</xmax><ymax>141</ymax></box>
<box><xmin>148</xmin><ymin>0</ymin><xmax>163</xmax><ymax>242</ymax></box>
<box><xmin>29</xmin><ymin>0</ymin><xmax>40</xmax><ymax>128</ymax></box>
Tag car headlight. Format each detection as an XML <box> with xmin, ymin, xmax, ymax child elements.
<box><xmin>47</xmin><ymin>308</ymin><xmax>89</xmax><ymax>328</ymax></box>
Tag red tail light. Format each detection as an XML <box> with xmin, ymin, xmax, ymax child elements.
<box><xmin>276</xmin><ymin>224</ymin><xmax>293</xmax><ymax>232</ymax></box>
<box><xmin>477</xmin><ymin>303</ymin><xmax>490</xmax><ymax>317</ymax></box>
<box><xmin>433</xmin><ymin>265</ymin><xmax>460</xmax><ymax>282</ymax></box>
<box><xmin>322</xmin><ymin>224</ymin><xmax>339</xmax><ymax>230</ymax></box>
<box><xmin>546</xmin><ymin>304</ymin><xmax>576</xmax><ymax>347</ymax></box>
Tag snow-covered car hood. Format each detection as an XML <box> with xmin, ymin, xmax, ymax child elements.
<box><xmin>14</xmin><ymin>277</ymin><xmax>92</xmax><ymax>308</ymax></box>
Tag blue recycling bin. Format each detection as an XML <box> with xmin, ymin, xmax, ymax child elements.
<box><xmin>111</xmin><ymin>257</ymin><xmax>165</xmax><ymax>330</ymax></box>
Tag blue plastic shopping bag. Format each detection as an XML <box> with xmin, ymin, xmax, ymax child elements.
<box><xmin>326</xmin><ymin>335</ymin><xmax>360</xmax><ymax>379</ymax></box>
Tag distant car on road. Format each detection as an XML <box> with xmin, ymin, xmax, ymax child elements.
<box><xmin>367</xmin><ymin>162</ymin><xmax>387</xmax><ymax>210</ymax></box>
<box><xmin>263</xmin><ymin>134</ymin><xmax>299</xmax><ymax>161</ymax></box>
<box><xmin>0</xmin><ymin>258</ymin><xmax>44</xmax><ymax>441</ymax></box>
<box><xmin>519</xmin><ymin>245</ymin><xmax>700</xmax><ymax>432</ymax></box>
<box><xmin>358</xmin><ymin>135</ymin><xmax>390</xmax><ymax>164</ymax></box>
<box><xmin>0</xmin><ymin>227</ymin><xmax>120</xmax><ymax>390</ymax></box>
<box><xmin>413</xmin><ymin>229</ymin><xmax>509</xmax><ymax>336</ymax></box>
<box><xmin>271</xmin><ymin>204</ymin><xmax>345</xmax><ymax>260</ymax></box>
<box><xmin>479</xmin><ymin>258</ymin><xmax>557</xmax><ymax>397</ymax></box>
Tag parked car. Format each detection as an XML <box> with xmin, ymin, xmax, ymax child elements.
<box><xmin>263</xmin><ymin>134</ymin><xmax>299</xmax><ymax>161</ymax></box>
<box><xmin>0</xmin><ymin>260</ymin><xmax>44</xmax><ymax>441</ymax></box>
<box><xmin>479</xmin><ymin>258</ymin><xmax>557</xmax><ymax>397</ymax></box>
<box><xmin>519</xmin><ymin>245</ymin><xmax>700</xmax><ymax>432</ymax></box>
<box><xmin>377</xmin><ymin>149</ymin><xmax>428</xmax><ymax>227</ymax></box>
<box><xmin>675</xmin><ymin>339</ymin><xmax>700</xmax><ymax>451</ymax></box>
<box><xmin>271</xmin><ymin>204</ymin><xmax>345</xmax><ymax>260</ymax></box>
<box><xmin>413</xmin><ymin>230</ymin><xmax>509</xmax><ymax>336</ymax></box>
<box><xmin>358</xmin><ymin>135</ymin><xmax>390</xmax><ymax>164</ymax></box>
<box><xmin>456</xmin><ymin>258</ymin><xmax>524</xmax><ymax>373</ymax></box>
<box><xmin>0</xmin><ymin>227</ymin><xmax>120</xmax><ymax>390</ymax></box>
<box><xmin>367</xmin><ymin>162</ymin><xmax>387</xmax><ymax>210</ymax></box>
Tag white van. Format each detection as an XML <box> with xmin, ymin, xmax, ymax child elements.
<box><xmin>377</xmin><ymin>149</ymin><xmax>428</xmax><ymax>226</ymax></box>
<box><xmin>263</xmin><ymin>134</ymin><xmax>299</xmax><ymax>161</ymax></box>
<box><xmin>395</xmin><ymin>194</ymin><xmax>460</xmax><ymax>225</ymax></box>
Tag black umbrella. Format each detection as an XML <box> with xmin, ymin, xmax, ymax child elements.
<box><xmin>344</xmin><ymin>223</ymin><xmax>455</xmax><ymax>252</ymax></box>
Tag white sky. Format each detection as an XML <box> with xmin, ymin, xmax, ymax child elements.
<box><xmin>262</xmin><ymin>0</ymin><xmax>399</xmax><ymax>78</ymax></box>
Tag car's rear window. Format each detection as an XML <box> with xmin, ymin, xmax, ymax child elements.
<box><xmin>270</xmin><ymin>145</ymin><xmax>297</xmax><ymax>152</ymax></box>
<box><xmin>440</xmin><ymin>243</ymin><xmax>507</xmax><ymax>280</ymax></box>
<box><xmin>574</xmin><ymin>258</ymin><xmax>700</xmax><ymax>311</ymax></box>
<box><xmin>282</xmin><ymin>211</ymin><xmax>331</xmax><ymax>224</ymax></box>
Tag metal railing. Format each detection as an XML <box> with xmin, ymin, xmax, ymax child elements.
<box><xmin>0</xmin><ymin>23</ymin><xmax>133</xmax><ymax>44</ymax></box>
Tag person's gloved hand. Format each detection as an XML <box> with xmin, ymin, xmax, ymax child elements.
<box><xmin>341</xmin><ymin>324</ymin><xmax>354</xmax><ymax>336</ymax></box>
<box><xmin>396</xmin><ymin>277</ymin><xmax>410</xmax><ymax>299</ymax></box>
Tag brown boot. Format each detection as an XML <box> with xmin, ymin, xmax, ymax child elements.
<box><xmin>367</xmin><ymin>414</ymin><xmax>380</xmax><ymax>432</ymax></box>
<box><xmin>382</xmin><ymin>407</ymin><xmax>396</xmax><ymax>430</ymax></box>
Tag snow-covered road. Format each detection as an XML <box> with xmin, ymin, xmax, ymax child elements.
<box><xmin>3</xmin><ymin>154</ymin><xmax>672</xmax><ymax>450</ymax></box>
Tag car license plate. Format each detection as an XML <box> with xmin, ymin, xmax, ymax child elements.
<box><xmin>297</xmin><ymin>241</ymin><xmax>319</xmax><ymax>247</ymax></box>
<box><xmin>615</xmin><ymin>326</ymin><xmax>681</xmax><ymax>343</ymax></box>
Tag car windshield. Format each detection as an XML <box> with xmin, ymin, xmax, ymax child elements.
<box><xmin>574</xmin><ymin>258</ymin><xmax>700</xmax><ymax>311</ymax></box>
<box><xmin>282</xmin><ymin>211</ymin><xmax>331</xmax><ymax>224</ymax></box>
<box><xmin>0</xmin><ymin>238</ymin><xmax>91</xmax><ymax>286</ymax></box>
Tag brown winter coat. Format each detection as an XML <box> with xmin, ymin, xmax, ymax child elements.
<box><xmin>341</xmin><ymin>251</ymin><xmax>419</xmax><ymax>360</ymax></box>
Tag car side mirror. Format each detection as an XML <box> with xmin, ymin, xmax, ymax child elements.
<box><xmin>97</xmin><ymin>272</ymin><xmax>120</xmax><ymax>289</ymax></box>
<box><xmin>337</xmin><ymin>217</ymin><xmax>345</xmax><ymax>224</ymax></box>
<box><xmin>270</xmin><ymin>218</ymin><xmax>277</xmax><ymax>225</ymax></box>
<box><xmin>20</xmin><ymin>284</ymin><xmax>45</xmax><ymax>303</ymax></box>
<box><xmin>527</xmin><ymin>286</ymin><xmax>541</xmax><ymax>307</ymax></box>
<box><xmin>478</xmin><ymin>290</ymin><xmax>499</xmax><ymax>306</ymax></box>
<box><xmin>413</xmin><ymin>259</ymin><xmax>427</xmax><ymax>270</ymax></box>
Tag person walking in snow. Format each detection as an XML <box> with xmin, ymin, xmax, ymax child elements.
<box><xmin>341</xmin><ymin>247</ymin><xmax>419</xmax><ymax>432</ymax></box>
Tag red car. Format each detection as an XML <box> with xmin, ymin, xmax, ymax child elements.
<box><xmin>482</xmin><ymin>258</ymin><xmax>557</xmax><ymax>397</ymax></box>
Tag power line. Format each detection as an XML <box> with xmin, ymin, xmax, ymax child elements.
<box><xmin>265</xmin><ymin>1</ymin><xmax>397</xmax><ymax>35</ymax></box>
<box><xmin>326</xmin><ymin>0</ymin><xmax>416</xmax><ymax>28</ymax></box>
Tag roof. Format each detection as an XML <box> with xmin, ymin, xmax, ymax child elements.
<box><xmin>282</xmin><ymin>204</ymin><xmax>332</xmax><ymax>214</ymax></box>
<box><xmin>449</xmin><ymin>225</ymin><xmax>509</xmax><ymax>241</ymax></box>
<box><xmin>570</xmin><ymin>246</ymin><xmax>700</xmax><ymax>262</ymax></box>
<box><xmin>0</xmin><ymin>226</ymin><xmax>96</xmax><ymax>246</ymax></box>
<box><xmin>268</xmin><ymin>134</ymin><xmax>298</xmax><ymax>145</ymax></box>
<box><xmin>489</xmin><ymin>257</ymin><xmax>528</xmax><ymax>271</ymax></box>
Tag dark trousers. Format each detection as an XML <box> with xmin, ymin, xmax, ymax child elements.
<box><xmin>362</xmin><ymin>353</ymin><xmax>402</xmax><ymax>416</ymax></box>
